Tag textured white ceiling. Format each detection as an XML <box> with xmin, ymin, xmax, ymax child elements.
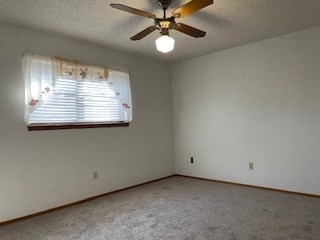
<box><xmin>0</xmin><ymin>0</ymin><xmax>320</xmax><ymax>62</ymax></box>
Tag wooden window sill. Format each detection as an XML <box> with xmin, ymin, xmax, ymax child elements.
<box><xmin>27</xmin><ymin>123</ymin><xmax>129</xmax><ymax>131</ymax></box>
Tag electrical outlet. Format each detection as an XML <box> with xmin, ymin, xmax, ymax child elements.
<box><xmin>93</xmin><ymin>171</ymin><xmax>98</xmax><ymax>180</ymax></box>
<box><xmin>190</xmin><ymin>157</ymin><xmax>194</xmax><ymax>164</ymax></box>
<box><xmin>249</xmin><ymin>162</ymin><xmax>254</xmax><ymax>170</ymax></box>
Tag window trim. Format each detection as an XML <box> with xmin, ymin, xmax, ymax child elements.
<box><xmin>27</xmin><ymin>122</ymin><xmax>129</xmax><ymax>131</ymax></box>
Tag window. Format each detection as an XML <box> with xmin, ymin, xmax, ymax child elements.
<box><xmin>24</xmin><ymin>54</ymin><xmax>132</xmax><ymax>130</ymax></box>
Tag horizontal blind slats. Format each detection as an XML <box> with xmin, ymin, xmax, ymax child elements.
<box><xmin>29</xmin><ymin>77</ymin><xmax>129</xmax><ymax>124</ymax></box>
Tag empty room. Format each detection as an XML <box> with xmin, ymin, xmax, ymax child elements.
<box><xmin>0</xmin><ymin>0</ymin><xmax>319</xmax><ymax>239</ymax></box>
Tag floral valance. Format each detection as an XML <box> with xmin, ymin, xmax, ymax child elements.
<box><xmin>24</xmin><ymin>53</ymin><xmax>109</xmax><ymax>81</ymax></box>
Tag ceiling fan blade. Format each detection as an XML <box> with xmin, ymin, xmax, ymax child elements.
<box><xmin>110</xmin><ymin>4</ymin><xmax>156</xmax><ymax>19</ymax></box>
<box><xmin>172</xmin><ymin>0</ymin><xmax>213</xmax><ymax>18</ymax></box>
<box><xmin>130</xmin><ymin>26</ymin><xmax>157</xmax><ymax>41</ymax></box>
<box><xmin>174</xmin><ymin>23</ymin><xmax>206</xmax><ymax>38</ymax></box>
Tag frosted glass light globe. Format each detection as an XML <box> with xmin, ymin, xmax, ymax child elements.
<box><xmin>156</xmin><ymin>35</ymin><xmax>175</xmax><ymax>53</ymax></box>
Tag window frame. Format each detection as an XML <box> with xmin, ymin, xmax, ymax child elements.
<box><xmin>24</xmin><ymin>54</ymin><xmax>132</xmax><ymax>131</ymax></box>
<box><xmin>27</xmin><ymin>122</ymin><xmax>129</xmax><ymax>131</ymax></box>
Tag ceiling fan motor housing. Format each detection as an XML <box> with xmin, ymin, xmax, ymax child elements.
<box><xmin>155</xmin><ymin>16</ymin><xmax>175</xmax><ymax>30</ymax></box>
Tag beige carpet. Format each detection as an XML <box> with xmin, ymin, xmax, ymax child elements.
<box><xmin>0</xmin><ymin>176</ymin><xmax>319</xmax><ymax>239</ymax></box>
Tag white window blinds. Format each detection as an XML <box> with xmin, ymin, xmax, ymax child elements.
<box><xmin>24</xmin><ymin>54</ymin><xmax>132</xmax><ymax>126</ymax></box>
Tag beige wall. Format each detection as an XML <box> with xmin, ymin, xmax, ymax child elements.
<box><xmin>0</xmin><ymin>22</ymin><xmax>174</xmax><ymax>222</ymax></box>
<box><xmin>172</xmin><ymin>26</ymin><xmax>320</xmax><ymax>195</ymax></box>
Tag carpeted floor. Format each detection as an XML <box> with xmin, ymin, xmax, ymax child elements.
<box><xmin>0</xmin><ymin>176</ymin><xmax>319</xmax><ymax>240</ymax></box>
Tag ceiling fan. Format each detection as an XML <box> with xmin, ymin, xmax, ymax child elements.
<box><xmin>110</xmin><ymin>0</ymin><xmax>214</xmax><ymax>53</ymax></box>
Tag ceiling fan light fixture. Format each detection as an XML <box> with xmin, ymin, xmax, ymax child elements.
<box><xmin>156</xmin><ymin>34</ymin><xmax>175</xmax><ymax>53</ymax></box>
<box><xmin>111</xmin><ymin>0</ymin><xmax>213</xmax><ymax>52</ymax></box>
